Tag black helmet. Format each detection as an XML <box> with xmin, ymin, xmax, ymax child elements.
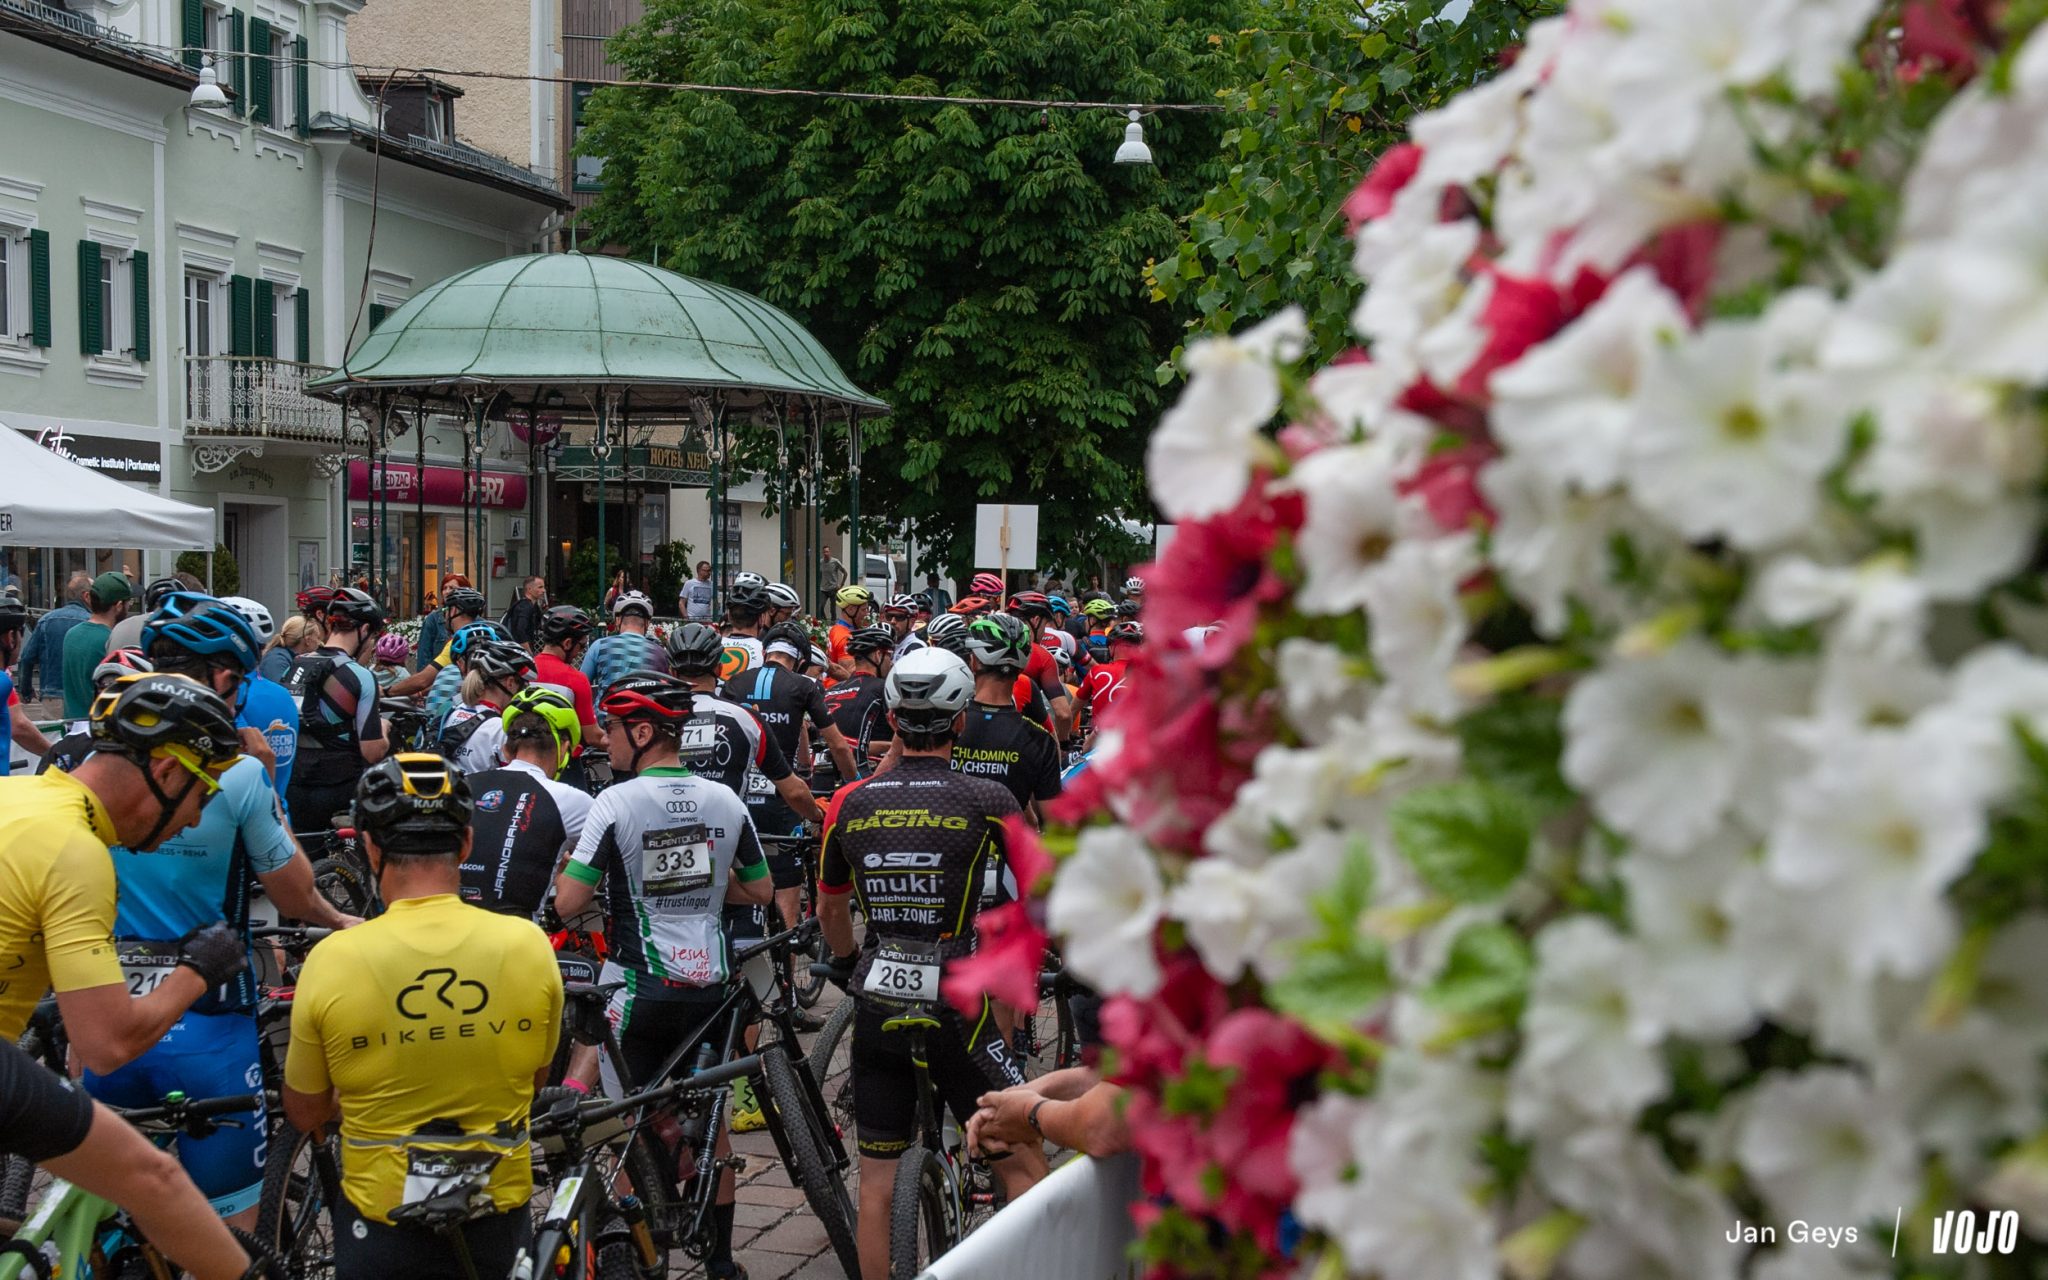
<box><xmin>538</xmin><ymin>604</ymin><xmax>596</xmax><ymax>647</ymax></box>
<box><xmin>467</xmin><ymin>639</ymin><xmax>535</xmax><ymax>686</ymax></box>
<box><xmin>763</xmin><ymin>620</ymin><xmax>812</xmax><ymax>654</ymax></box>
<box><xmin>727</xmin><ymin>582</ymin><xmax>770</xmax><ymax>616</ymax></box>
<box><xmin>665</xmin><ymin>621</ymin><xmax>724</xmax><ymax>675</ymax></box>
<box><xmin>598</xmin><ymin>670</ymin><xmax>695</xmax><ymax>722</ymax></box>
<box><xmin>324</xmin><ymin>587</ymin><xmax>383</xmax><ymax>628</ymax></box>
<box><xmin>0</xmin><ymin>594</ymin><xmax>27</xmax><ymax>636</ymax></box>
<box><xmin>354</xmin><ymin>753</ymin><xmax>474</xmax><ymax>851</ymax></box>
<box><xmin>1115</xmin><ymin>599</ymin><xmax>1141</xmax><ymax>618</ymax></box>
<box><xmin>143</xmin><ymin>576</ymin><xmax>186</xmax><ymax>611</ymax></box>
<box><xmin>1107</xmin><ymin>619</ymin><xmax>1145</xmax><ymax>645</ymax></box>
<box><xmin>442</xmin><ymin>587</ymin><xmax>488</xmax><ymax>619</ymax></box>
<box><xmin>88</xmin><ymin>672</ymin><xmax>241</xmax><ymax>767</ymax></box>
<box><xmin>847</xmin><ymin>626</ymin><xmax>895</xmax><ymax>658</ymax></box>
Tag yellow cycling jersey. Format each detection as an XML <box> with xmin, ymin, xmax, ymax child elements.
<box><xmin>284</xmin><ymin>894</ymin><xmax>562</xmax><ymax>1224</ymax></box>
<box><xmin>0</xmin><ymin>771</ymin><xmax>124</xmax><ymax>1040</ymax></box>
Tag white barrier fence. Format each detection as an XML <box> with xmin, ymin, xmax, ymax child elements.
<box><xmin>917</xmin><ymin>1153</ymin><xmax>1143</xmax><ymax>1280</ymax></box>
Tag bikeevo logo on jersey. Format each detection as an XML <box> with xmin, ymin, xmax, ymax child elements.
<box><xmin>397</xmin><ymin>968</ymin><xmax>491</xmax><ymax>1019</ymax></box>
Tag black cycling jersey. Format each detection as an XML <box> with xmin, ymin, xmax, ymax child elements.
<box><xmin>463</xmin><ymin>764</ymin><xmax>573</xmax><ymax>920</ymax></box>
<box><xmin>822</xmin><ymin>671</ymin><xmax>891</xmax><ymax>777</ymax></box>
<box><xmin>674</xmin><ymin>689</ymin><xmax>791</xmax><ymax>801</ymax></box>
<box><xmin>952</xmin><ymin>701</ymin><xmax>1063</xmax><ymax>813</ymax></box>
<box><xmin>721</xmin><ymin>664</ymin><xmax>833</xmax><ymax>769</ymax></box>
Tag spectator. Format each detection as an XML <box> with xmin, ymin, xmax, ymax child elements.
<box><xmin>17</xmin><ymin>571</ymin><xmax>90</xmax><ymax>701</ymax></box>
<box><xmin>968</xmin><ymin>1068</ymin><xmax>1130</xmax><ymax>1160</ymax></box>
<box><xmin>261</xmin><ymin>614</ymin><xmax>324</xmax><ymax>684</ymax></box>
<box><xmin>60</xmin><ymin>572</ymin><xmax>133</xmax><ymax>720</ymax></box>
<box><xmin>820</xmin><ymin>544</ymin><xmax>848</xmax><ymax>613</ymax></box>
<box><xmin>504</xmin><ymin>575</ymin><xmax>545</xmax><ymax>647</ymax></box>
<box><xmin>923</xmin><ymin>571</ymin><xmax>952</xmax><ymax>613</ymax></box>
<box><xmin>413</xmin><ymin>573</ymin><xmax>470</xmax><ymax>673</ymax></box>
<box><xmin>680</xmin><ymin>560</ymin><xmax>716</xmax><ymax>621</ymax></box>
<box><xmin>106</xmin><ymin>572</ymin><xmax>201</xmax><ymax>654</ymax></box>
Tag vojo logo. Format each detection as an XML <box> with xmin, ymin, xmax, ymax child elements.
<box><xmin>1931</xmin><ymin>1209</ymin><xmax>2019</xmax><ymax>1255</ymax></box>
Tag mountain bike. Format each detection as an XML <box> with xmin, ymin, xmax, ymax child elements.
<box><xmin>759</xmin><ymin>831</ymin><xmax>830</xmax><ymax>1011</ymax></box>
<box><xmin>0</xmin><ymin>1092</ymin><xmax>280</xmax><ymax>1280</ymax></box>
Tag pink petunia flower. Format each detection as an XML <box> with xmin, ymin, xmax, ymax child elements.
<box><xmin>1342</xmin><ymin>143</ymin><xmax>1424</xmax><ymax>231</ymax></box>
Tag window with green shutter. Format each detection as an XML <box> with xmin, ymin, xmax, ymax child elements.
<box><xmin>77</xmin><ymin>239</ymin><xmax>102</xmax><ymax>356</ymax></box>
<box><xmin>254</xmin><ymin>283</ymin><xmax>275</xmax><ymax>358</ymax></box>
<box><xmin>230</xmin><ymin>274</ymin><xmax>254</xmax><ymax>356</ymax></box>
<box><xmin>182</xmin><ymin>0</ymin><xmax>204</xmax><ymax>69</ymax></box>
<box><xmin>131</xmin><ymin>249</ymin><xmax>150</xmax><ymax>362</ymax></box>
<box><xmin>367</xmin><ymin>302</ymin><xmax>389</xmax><ymax>330</ymax></box>
<box><xmin>294</xmin><ymin>287</ymin><xmax>309</xmax><ymax>362</ymax></box>
<box><xmin>27</xmin><ymin>229</ymin><xmax>49</xmax><ymax>348</ymax></box>
<box><xmin>229</xmin><ymin>11</ymin><xmax>245</xmax><ymax>115</ymax></box>
<box><xmin>294</xmin><ymin>36</ymin><xmax>309</xmax><ymax>136</ymax></box>
<box><xmin>248</xmin><ymin>17</ymin><xmax>272</xmax><ymax>125</ymax></box>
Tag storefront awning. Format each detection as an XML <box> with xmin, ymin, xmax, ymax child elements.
<box><xmin>0</xmin><ymin>422</ymin><xmax>214</xmax><ymax>550</ymax></box>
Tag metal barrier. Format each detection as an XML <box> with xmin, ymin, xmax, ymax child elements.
<box><xmin>917</xmin><ymin>1153</ymin><xmax>1142</xmax><ymax>1280</ymax></box>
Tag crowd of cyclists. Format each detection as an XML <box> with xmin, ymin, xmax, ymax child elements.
<box><xmin>0</xmin><ymin>563</ymin><xmax>1149</xmax><ymax>1280</ymax></box>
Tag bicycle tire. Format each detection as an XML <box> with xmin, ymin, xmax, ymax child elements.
<box><xmin>886</xmin><ymin>1147</ymin><xmax>954</xmax><ymax>1280</ymax></box>
<box><xmin>760</xmin><ymin>1042</ymin><xmax>859</xmax><ymax>1280</ymax></box>
<box><xmin>256</xmin><ymin>1121</ymin><xmax>342</xmax><ymax>1280</ymax></box>
<box><xmin>0</xmin><ymin>1154</ymin><xmax>31</xmax><ymax>1230</ymax></box>
<box><xmin>805</xmin><ymin>996</ymin><xmax>857</xmax><ymax>1139</ymax></box>
<box><xmin>309</xmin><ymin>856</ymin><xmax>370</xmax><ymax>918</ymax></box>
<box><xmin>596</xmin><ymin>1237</ymin><xmax>644</xmax><ymax>1280</ymax></box>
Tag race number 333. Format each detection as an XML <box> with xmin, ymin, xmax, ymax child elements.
<box><xmin>644</xmin><ymin>824</ymin><xmax>713</xmax><ymax>896</ymax></box>
<box><xmin>868</xmin><ymin>939</ymin><xmax>941</xmax><ymax>1005</ymax></box>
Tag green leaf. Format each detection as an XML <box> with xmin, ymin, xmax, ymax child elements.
<box><xmin>1456</xmin><ymin>694</ymin><xmax>1573</xmax><ymax>816</ymax></box>
<box><xmin>1269</xmin><ymin>941</ymin><xmax>1391</xmax><ymax>1029</ymax></box>
<box><xmin>1357</xmin><ymin>31</ymin><xmax>1388</xmax><ymax>59</ymax></box>
<box><xmin>1390</xmin><ymin>782</ymin><xmax>1533</xmax><ymax>902</ymax></box>
<box><xmin>1161</xmin><ymin>1054</ymin><xmax>1237</xmax><ymax>1118</ymax></box>
<box><xmin>1423</xmin><ymin>923</ymin><xmax>1532</xmax><ymax>1017</ymax></box>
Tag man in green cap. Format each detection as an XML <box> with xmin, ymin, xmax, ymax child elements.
<box><xmin>60</xmin><ymin>572</ymin><xmax>133</xmax><ymax>720</ymax></box>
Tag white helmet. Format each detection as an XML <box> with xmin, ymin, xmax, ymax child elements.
<box><xmin>765</xmin><ymin>581</ymin><xmax>803</xmax><ymax>611</ymax></box>
<box><xmin>611</xmin><ymin>588</ymin><xmax>654</xmax><ymax>619</ymax></box>
<box><xmin>732</xmin><ymin>571</ymin><xmax>768</xmax><ymax>591</ymax></box>
<box><xmin>886</xmin><ymin>648</ymin><xmax>975</xmax><ymax>733</ymax></box>
<box><xmin>1122</xmin><ymin>576</ymin><xmax>1144</xmax><ymax>596</ymax></box>
<box><xmin>220</xmin><ymin>595</ymin><xmax>276</xmax><ymax>645</ymax></box>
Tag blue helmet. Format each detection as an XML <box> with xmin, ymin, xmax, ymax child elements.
<box><xmin>141</xmin><ymin>591</ymin><xmax>261</xmax><ymax>673</ymax></box>
<box><xmin>1046</xmin><ymin>594</ymin><xmax>1071</xmax><ymax>618</ymax></box>
<box><xmin>450</xmin><ymin>621</ymin><xmax>510</xmax><ymax>662</ymax></box>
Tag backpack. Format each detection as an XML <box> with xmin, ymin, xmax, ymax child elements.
<box><xmin>437</xmin><ymin>708</ymin><xmax>494</xmax><ymax>763</ymax></box>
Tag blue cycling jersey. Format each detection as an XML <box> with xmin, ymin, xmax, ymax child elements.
<box><xmin>426</xmin><ymin>662</ymin><xmax>464</xmax><ymax>732</ymax></box>
<box><xmin>581</xmin><ymin>631</ymin><xmax>668</xmax><ymax>700</ymax></box>
<box><xmin>257</xmin><ymin>646</ymin><xmax>294</xmax><ymax>685</ymax></box>
<box><xmin>238</xmin><ymin>674</ymin><xmax>300</xmax><ymax>801</ymax></box>
<box><xmin>110</xmin><ymin>756</ymin><xmax>296</xmax><ymax>1015</ymax></box>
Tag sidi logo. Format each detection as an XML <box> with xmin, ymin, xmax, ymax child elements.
<box><xmin>1931</xmin><ymin>1209</ymin><xmax>2019</xmax><ymax>1255</ymax></box>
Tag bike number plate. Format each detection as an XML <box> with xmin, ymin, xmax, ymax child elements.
<box><xmin>556</xmin><ymin>954</ymin><xmax>599</xmax><ymax>985</ymax></box>
<box><xmin>542</xmin><ymin>1174</ymin><xmax>584</xmax><ymax>1227</ymax></box>
<box><xmin>679</xmin><ymin>720</ymin><xmax>716</xmax><ymax>752</ymax></box>
<box><xmin>643</xmin><ymin>824</ymin><xmax>713</xmax><ymax>896</ymax></box>
<box><xmin>117</xmin><ymin>940</ymin><xmax>182</xmax><ymax>997</ymax></box>
<box><xmin>401</xmin><ymin>1148</ymin><xmax>500</xmax><ymax>1209</ymax></box>
<box><xmin>867</xmin><ymin>939</ymin><xmax>941</xmax><ymax>1006</ymax></box>
<box><xmin>744</xmin><ymin>769</ymin><xmax>772</xmax><ymax>798</ymax></box>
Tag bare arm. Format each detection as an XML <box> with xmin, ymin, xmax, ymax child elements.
<box><xmin>727</xmin><ymin>868</ymin><xmax>772</xmax><ymax>906</ymax></box>
<box><xmin>55</xmin><ymin>971</ymin><xmax>209</xmax><ymax>1075</ymax></box>
<box><xmin>774</xmin><ymin>774</ymin><xmax>824</xmax><ymax>826</ymax></box>
<box><xmin>385</xmin><ymin>665</ymin><xmax>437</xmax><ymax>698</ymax></box>
<box><xmin>11</xmin><ymin>703</ymin><xmax>50</xmax><ymax>757</ymax></box>
<box><xmin>818</xmin><ymin>724</ymin><xmax>859</xmax><ymax>783</ymax></box>
<box><xmin>237</xmin><ymin>726</ymin><xmax>276</xmax><ymax>782</ymax></box>
<box><xmin>553</xmin><ymin>872</ymin><xmax>595</xmax><ymax>920</ymax></box>
<box><xmin>257</xmin><ymin>853</ymin><xmax>357</xmax><ymax>931</ymax></box>
<box><xmin>282</xmin><ymin>1084</ymin><xmax>337</xmax><ymax>1135</ymax></box>
<box><xmin>870</xmin><ymin>736</ymin><xmax>904</xmax><ymax>778</ymax></box>
<box><xmin>45</xmin><ymin>1103</ymin><xmax>253</xmax><ymax>1280</ymax></box>
<box><xmin>820</xmin><ymin>890</ymin><xmax>856</xmax><ymax>961</ymax></box>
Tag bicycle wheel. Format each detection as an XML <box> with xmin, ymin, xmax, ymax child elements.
<box><xmin>256</xmin><ymin>1122</ymin><xmax>342</xmax><ymax>1280</ymax></box>
<box><xmin>887</xmin><ymin>1147</ymin><xmax>954</xmax><ymax>1280</ymax></box>
<box><xmin>760</xmin><ymin>1042</ymin><xmax>859</xmax><ymax>1280</ymax></box>
<box><xmin>0</xmin><ymin>1153</ymin><xmax>31</xmax><ymax>1230</ymax></box>
<box><xmin>805</xmin><ymin>996</ymin><xmax>857</xmax><ymax>1139</ymax></box>
<box><xmin>309</xmin><ymin>856</ymin><xmax>370</xmax><ymax>918</ymax></box>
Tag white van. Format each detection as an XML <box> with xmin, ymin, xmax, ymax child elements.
<box><xmin>862</xmin><ymin>553</ymin><xmax>899</xmax><ymax>600</ymax></box>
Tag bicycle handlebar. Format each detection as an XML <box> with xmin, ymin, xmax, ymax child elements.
<box><xmin>249</xmin><ymin>926</ymin><xmax>335</xmax><ymax>942</ymax></box>
<box><xmin>530</xmin><ymin>1053</ymin><xmax>764</xmax><ymax>1137</ymax></box>
<box><xmin>119</xmin><ymin>1093</ymin><xmax>262</xmax><ymax>1136</ymax></box>
<box><xmin>729</xmin><ymin>915</ymin><xmax>819</xmax><ymax>966</ymax></box>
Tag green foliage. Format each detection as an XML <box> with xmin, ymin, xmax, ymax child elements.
<box><xmin>1423</xmin><ymin>922</ymin><xmax>1532</xmax><ymax>1021</ymax></box>
<box><xmin>1151</xmin><ymin>0</ymin><xmax>1560</xmax><ymax>370</ymax></box>
<box><xmin>578</xmin><ymin>0</ymin><xmax>1243</xmax><ymax>572</ymax></box>
<box><xmin>1952</xmin><ymin>720</ymin><xmax>2048</xmax><ymax>931</ymax></box>
<box><xmin>1457</xmin><ymin>693</ymin><xmax>1572</xmax><ymax>817</ymax></box>
<box><xmin>1390</xmin><ymin>780</ymin><xmax>1533</xmax><ymax>902</ymax></box>
<box><xmin>645</xmin><ymin>539</ymin><xmax>698</xmax><ymax>616</ymax></box>
<box><xmin>175</xmin><ymin>544</ymin><xmax>239</xmax><ymax>597</ymax></box>
<box><xmin>1269</xmin><ymin>836</ymin><xmax>1390</xmax><ymax>1033</ymax></box>
<box><xmin>562</xmin><ymin>539</ymin><xmax>626</xmax><ymax>613</ymax></box>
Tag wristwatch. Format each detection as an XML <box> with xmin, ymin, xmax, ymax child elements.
<box><xmin>1027</xmin><ymin>1099</ymin><xmax>1049</xmax><ymax>1137</ymax></box>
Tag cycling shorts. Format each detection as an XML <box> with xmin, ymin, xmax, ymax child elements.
<box><xmin>0</xmin><ymin>1037</ymin><xmax>95</xmax><ymax>1163</ymax></box>
<box><xmin>83</xmin><ymin>1010</ymin><xmax>268</xmax><ymax>1214</ymax></box>
<box><xmin>334</xmin><ymin>1197</ymin><xmax>531</xmax><ymax>1280</ymax></box>
<box><xmin>723</xmin><ymin>901</ymin><xmax>767</xmax><ymax>944</ymax></box>
<box><xmin>764</xmin><ymin>842</ymin><xmax>804</xmax><ymax>891</ymax></box>
<box><xmin>599</xmin><ymin>964</ymin><xmax>735</xmax><ymax>1097</ymax></box>
<box><xmin>849</xmin><ymin>996</ymin><xmax>1024</xmax><ymax>1161</ymax></box>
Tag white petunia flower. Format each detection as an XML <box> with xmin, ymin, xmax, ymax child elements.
<box><xmin>1874</xmin><ymin>1015</ymin><xmax>2040</xmax><ymax>1178</ymax></box>
<box><xmin>1725</xmin><ymin>861</ymin><xmax>1888</xmax><ymax>1055</ymax></box>
<box><xmin>1751</xmin><ymin>554</ymin><xmax>1929</xmax><ymax>663</ymax></box>
<box><xmin>1352</xmin><ymin>220</ymin><xmax>1481</xmax><ymax>380</ymax></box>
<box><xmin>1941</xmin><ymin>173</ymin><xmax>2048</xmax><ymax>383</ymax></box>
<box><xmin>1623</xmin><ymin>318</ymin><xmax>1851</xmax><ymax>551</ymax></box>
<box><xmin>1167</xmin><ymin>853</ymin><xmax>1318</xmax><ymax>985</ymax></box>
<box><xmin>1479</xmin><ymin>455</ymin><xmax>1649</xmax><ymax>636</ymax></box>
<box><xmin>1537</xmin><ymin>1126</ymin><xmax>1739</xmax><ymax>1280</ymax></box>
<box><xmin>1045</xmin><ymin>826</ymin><xmax>1164</xmax><ymax>997</ymax></box>
<box><xmin>1360</xmin><ymin>534</ymin><xmax>1475</xmax><ymax>720</ymax></box>
<box><xmin>1737</xmin><ymin>1068</ymin><xmax>1919</xmax><ymax>1227</ymax></box>
<box><xmin>1562</xmin><ymin>643</ymin><xmax>1782</xmax><ymax>855</ymax></box>
<box><xmin>1273</xmin><ymin>637</ymin><xmax>1373</xmax><ymax>743</ymax></box>
<box><xmin>1490</xmin><ymin>268</ymin><xmax>1689</xmax><ymax>490</ymax></box>
<box><xmin>1978</xmin><ymin>915</ymin><xmax>2048</xmax><ymax>1041</ymax></box>
<box><xmin>1619</xmin><ymin>833</ymin><xmax>1758</xmax><ymax>1039</ymax></box>
<box><xmin>1509</xmin><ymin>917</ymin><xmax>1667</xmax><ymax>1134</ymax></box>
<box><xmin>1290</xmin><ymin>441</ymin><xmax>1427</xmax><ymax>616</ymax></box>
<box><xmin>1144</xmin><ymin>307</ymin><xmax>1306</xmax><ymax>521</ymax></box>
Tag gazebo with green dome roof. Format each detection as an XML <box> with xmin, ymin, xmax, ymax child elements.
<box><xmin>306</xmin><ymin>252</ymin><xmax>888</xmax><ymax>611</ymax></box>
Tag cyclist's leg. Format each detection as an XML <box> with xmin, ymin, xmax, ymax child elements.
<box><xmin>617</xmin><ymin>984</ymin><xmax>745</xmax><ymax>1276</ymax></box>
<box><xmin>941</xmin><ymin>1000</ymin><xmax>1047</xmax><ymax>1198</ymax></box>
<box><xmin>849</xmin><ymin>1001</ymin><xmax>920</xmax><ymax>1280</ymax></box>
<box><xmin>39</xmin><ymin>1102</ymin><xmax>252</xmax><ymax>1280</ymax></box>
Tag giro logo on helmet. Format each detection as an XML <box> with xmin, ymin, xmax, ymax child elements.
<box><xmin>396</xmin><ymin>968</ymin><xmax>491</xmax><ymax>1019</ymax></box>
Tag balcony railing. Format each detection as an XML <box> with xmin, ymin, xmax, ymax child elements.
<box><xmin>184</xmin><ymin>356</ymin><xmax>356</xmax><ymax>448</ymax></box>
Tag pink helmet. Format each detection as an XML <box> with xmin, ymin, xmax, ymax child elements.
<box><xmin>374</xmin><ymin>632</ymin><xmax>410</xmax><ymax>664</ymax></box>
<box><xmin>971</xmin><ymin>572</ymin><xmax>1004</xmax><ymax>596</ymax></box>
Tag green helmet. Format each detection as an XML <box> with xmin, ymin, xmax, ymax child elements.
<box><xmin>501</xmin><ymin>685</ymin><xmax>582</xmax><ymax>773</ymax></box>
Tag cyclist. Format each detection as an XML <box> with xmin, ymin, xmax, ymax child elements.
<box><xmin>385</xmin><ymin>585</ymin><xmax>490</xmax><ymax>700</ymax></box>
<box><xmin>461</xmin><ymin>688</ymin><xmax>593</xmax><ymax>921</ymax></box>
<box><xmin>817</xmin><ymin>649</ymin><xmax>1046</xmax><ymax>1280</ymax></box>
<box><xmin>826</xmin><ymin>585</ymin><xmax>875</xmax><ymax>679</ymax></box>
<box><xmin>665</xmin><ymin>623</ymin><xmax>816</xmax><ymax>822</ymax></box>
<box><xmin>763</xmin><ymin>581</ymin><xmax>804</xmax><ymax>631</ymax></box>
<box><xmin>283</xmin><ymin>754</ymin><xmax>562</xmax><ymax>1280</ymax></box>
<box><xmin>726</xmin><ymin>621</ymin><xmax>859</xmax><ymax>906</ymax></box>
<box><xmin>879</xmin><ymin>594</ymin><xmax>916</xmax><ymax>653</ymax></box>
<box><xmin>822</xmin><ymin>626</ymin><xmax>896</xmax><ymax>780</ymax></box>
<box><xmin>956</xmin><ymin>614</ymin><xmax>1064</xmax><ymax>822</ymax></box>
<box><xmin>947</xmin><ymin>595</ymin><xmax>992</xmax><ymax>619</ymax></box>
<box><xmin>970</xmin><ymin>571</ymin><xmax>1006</xmax><ymax>600</ymax></box>
<box><xmin>86</xmin><ymin>602</ymin><xmax>355</xmax><ymax>1229</ymax></box>
<box><xmin>371</xmin><ymin>632</ymin><xmax>410</xmax><ymax>687</ymax></box>
<box><xmin>221</xmin><ymin>596</ymin><xmax>300</xmax><ymax>802</ymax></box>
<box><xmin>0</xmin><ymin>672</ymin><xmax>255</xmax><ymax>1280</ymax></box>
<box><xmin>717</xmin><ymin>580</ymin><xmax>773</xmax><ymax>680</ymax></box>
<box><xmin>1005</xmin><ymin>592</ymin><xmax>1076</xmax><ymax>738</ymax></box>
<box><xmin>438</xmin><ymin>638</ymin><xmax>534</xmax><ymax>775</ymax></box>
<box><xmin>283</xmin><ymin>587</ymin><xmax>390</xmax><ymax>832</ymax></box>
<box><xmin>1084</xmin><ymin>620</ymin><xmax>1144</xmax><ymax>725</ymax></box>
<box><xmin>1121</xmin><ymin>575</ymin><xmax>1145</xmax><ymax>608</ymax></box>
<box><xmin>533</xmin><ymin>605</ymin><xmax>606</xmax><ymax>777</ymax></box>
<box><xmin>583</xmin><ymin>589</ymin><xmax>669</xmax><ymax>698</ymax></box>
<box><xmin>38</xmin><ymin>649</ymin><xmax>154</xmax><ymax>774</ymax></box>
<box><xmin>1</xmin><ymin>593</ymin><xmax>53</xmax><ymax>764</ymax></box>
<box><xmin>1080</xmin><ymin>595</ymin><xmax>1115</xmax><ymax>635</ymax></box>
<box><xmin>551</xmin><ymin>673</ymin><xmax>769</xmax><ymax>1280</ymax></box>
<box><xmin>420</xmin><ymin>621</ymin><xmax>507</xmax><ymax>735</ymax></box>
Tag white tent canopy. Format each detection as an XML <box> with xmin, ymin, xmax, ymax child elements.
<box><xmin>0</xmin><ymin>422</ymin><xmax>213</xmax><ymax>550</ymax></box>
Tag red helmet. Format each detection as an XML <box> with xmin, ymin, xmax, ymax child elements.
<box><xmin>598</xmin><ymin>671</ymin><xmax>694</xmax><ymax>722</ymax></box>
<box><xmin>970</xmin><ymin>572</ymin><xmax>1005</xmax><ymax>597</ymax></box>
<box><xmin>296</xmin><ymin>585</ymin><xmax>338</xmax><ymax>617</ymax></box>
<box><xmin>948</xmin><ymin>595</ymin><xmax>992</xmax><ymax>617</ymax></box>
<box><xmin>1006</xmin><ymin>591</ymin><xmax>1051</xmax><ymax>619</ymax></box>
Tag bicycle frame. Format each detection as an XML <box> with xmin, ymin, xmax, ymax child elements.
<box><xmin>0</xmin><ymin>1178</ymin><xmax>118</xmax><ymax>1280</ymax></box>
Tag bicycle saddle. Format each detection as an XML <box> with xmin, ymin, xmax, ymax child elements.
<box><xmin>564</xmin><ymin>980</ymin><xmax>627</xmax><ymax>1001</ymax></box>
<box><xmin>881</xmin><ymin>1013</ymin><xmax>943</xmax><ymax>1034</ymax></box>
<box><xmin>390</xmin><ymin>1186</ymin><xmax>491</xmax><ymax>1231</ymax></box>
